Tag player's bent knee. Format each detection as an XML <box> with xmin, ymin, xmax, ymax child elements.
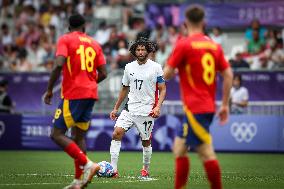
<box><xmin>112</xmin><ymin>127</ymin><xmax>125</xmax><ymax>140</ymax></box>
<box><xmin>173</xmin><ymin>147</ymin><xmax>187</xmax><ymax>158</ymax></box>
<box><xmin>142</xmin><ymin>140</ymin><xmax>151</xmax><ymax>147</ymax></box>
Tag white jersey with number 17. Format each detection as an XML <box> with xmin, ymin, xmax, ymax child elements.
<box><xmin>122</xmin><ymin>59</ymin><xmax>164</xmax><ymax>116</ymax></box>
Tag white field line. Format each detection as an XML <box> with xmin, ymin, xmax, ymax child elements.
<box><xmin>1</xmin><ymin>174</ymin><xmax>159</xmax><ymax>186</ymax></box>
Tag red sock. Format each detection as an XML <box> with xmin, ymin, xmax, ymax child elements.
<box><xmin>175</xmin><ymin>156</ymin><xmax>190</xmax><ymax>189</ymax></box>
<box><xmin>204</xmin><ymin>159</ymin><xmax>222</xmax><ymax>189</ymax></box>
<box><xmin>64</xmin><ymin>142</ymin><xmax>87</xmax><ymax>166</ymax></box>
<box><xmin>74</xmin><ymin>159</ymin><xmax>83</xmax><ymax>179</ymax></box>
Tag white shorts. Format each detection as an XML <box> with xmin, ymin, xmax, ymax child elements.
<box><xmin>115</xmin><ymin>110</ymin><xmax>154</xmax><ymax>140</ymax></box>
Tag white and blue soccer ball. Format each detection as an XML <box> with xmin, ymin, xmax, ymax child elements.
<box><xmin>97</xmin><ymin>161</ymin><xmax>114</xmax><ymax>177</ymax></box>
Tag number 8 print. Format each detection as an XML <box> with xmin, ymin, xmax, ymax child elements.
<box><xmin>201</xmin><ymin>52</ymin><xmax>215</xmax><ymax>85</ymax></box>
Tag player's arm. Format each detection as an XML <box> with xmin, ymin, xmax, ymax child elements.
<box><xmin>218</xmin><ymin>67</ymin><xmax>233</xmax><ymax>125</ymax></box>
<box><xmin>151</xmin><ymin>80</ymin><xmax>166</xmax><ymax>118</ymax></box>
<box><xmin>96</xmin><ymin>45</ymin><xmax>108</xmax><ymax>83</ymax></box>
<box><xmin>96</xmin><ymin>64</ymin><xmax>107</xmax><ymax>83</ymax></box>
<box><xmin>163</xmin><ymin>64</ymin><xmax>176</xmax><ymax>80</ymax></box>
<box><xmin>110</xmin><ymin>85</ymin><xmax>129</xmax><ymax>120</ymax></box>
<box><xmin>163</xmin><ymin>40</ymin><xmax>185</xmax><ymax>80</ymax></box>
<box><xmin>44</xmin><ymin>56</ymin><xmax>66</xmax><ymax>105</ymax></box>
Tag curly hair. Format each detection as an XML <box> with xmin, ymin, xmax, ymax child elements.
<box><xmin>129</xmin><ymin>37</ymin><xmax>158</xmax><ymax>57</ymax></box>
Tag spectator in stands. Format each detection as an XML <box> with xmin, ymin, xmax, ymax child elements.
<box><xmin>1</xmin><ymin>23</ymin><xmax>12</xmax><ymax>47</ymax></box>
<box><xmin>229</xmin><ymin>53</ymin><xmax>250</xmax><ymax>70</ymax></box>
<box><xmin>0</xmin><ymin>79</ymin><xmax>13</xmax><ymax>113</ymax></box>
<box><xmin>264</xmin><ymin>40</ymin><xmax>284</xmax><ymax>69</ymax></box>
<box><xmin>209</xmin><ymin>26</ymin><xmax>226</xmax><ymax>49</ymax></box>
<box><xmin>245</xmin><ymin>19</ymin><xmax>267</xmax><ymax>42</ymax></box>
<box><xmin>247</xmin><ymin>29</ymin><xmax>266</xmax><ymax>54</ymax></box>
<box><xmin>114</xmin><ymin>39</ymin><xmax>132</xmax><ymax>69</ymax></box>
<box><xmin>149</xmin><ymin>23</ymin><xmax>167</xmax><ymax>43</ymax></box>
<box><xmin>155</xmin><ymin>40</ymin><xmax>171</xmax><ymax>67</ymax></box>
<box><xmin>167</xmin><ymin>26</ymin><xmax>178</xmax><ymax>47</ymax></box>
<box><xmin>12</xmin><ymin>48</ymin><xmax>32</xmax><ymax>72</ymax></box>
<box><xmin>230</xmin><ymin>74</ymin><xmax>249</xmax><ymax>114</ymax></box>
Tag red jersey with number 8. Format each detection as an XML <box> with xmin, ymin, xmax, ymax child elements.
<box><xmin>167</xmin><ymin>33</ymin><xmax>229</xmax><ymax>113</ymax></box>
<box><xmin>56</xmin><ymin>31</ymin><xmax>106</xmax><ymax>100</ymax></box>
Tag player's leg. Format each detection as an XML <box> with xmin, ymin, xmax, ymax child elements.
<box><xmin>71</xmin><ymin>127</ymin><xmax>87</xmax><ymax>181</ymax></box>
<box><xmin>173</xmin><ymin>136</ymin><xmax>190</xmax><ymax>189</ymax></box>
<box><xmin>53</xmin><ymin>99</ymin><xmax>100</xmax><ymax>188</ymax></box>
<box><xmin>51</xmin><ymin>99</ymin><xmax>89</xmax><ymax>167</ymax></box>
<box><xmin>141</xmin><ymin>139</ymin><xmax>152</xmax><ymax>177</ymax></box>
<box><xmin>184</xmin><ymin>109</ymin><xmax>221</xmax><ymax>189</ymax></box>
<box><xmin>110</xmin><ymin>110</ymin><xmax>132</xmax><ymax>174</ymax></box>
<box><xmin>110</xmin><ymin>127</ymin><xmax>125</xmax><ymax>172</ymax></box>
<box><xmin>196</xmin><ymin>144</ymin><xmax>222</xmax><ymax>189</ymax></box>
<box><xmin>134</xmin><ymin>116</ymin><xmax>154</xmax><ymax>177</ymax></box>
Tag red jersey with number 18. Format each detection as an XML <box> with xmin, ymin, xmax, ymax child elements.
<box><xmin>167</xmin><ymin>33</ymin><xmax>230</xmax><ymax>114</ymax></box>
<box><xmin>56</xmin><ymin>31</ymin><xmax>106</xmax><ymax>100</ymax></box>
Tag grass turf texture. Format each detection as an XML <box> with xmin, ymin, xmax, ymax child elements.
<box><xmin>0</xmin><ymin>151</ymin><xmax>283</xmax><ymax>189</ymax></box>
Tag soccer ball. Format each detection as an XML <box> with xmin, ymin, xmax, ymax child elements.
<box><xmin>96</xmin><ymin>161</ymin><xmax>114</xmax><ymax>177</ymax></box>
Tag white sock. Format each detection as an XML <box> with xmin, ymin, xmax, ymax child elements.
<box><xmin>110</xmin><ymin>140</ymin><xmax>121</xmax><ymax>172</ymax></box>
<box><xmin>143</xmin><ymin>146</ymin><xmax>152</xmax><ymax>171</ymax></box>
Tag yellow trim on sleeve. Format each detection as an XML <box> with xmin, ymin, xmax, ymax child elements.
<box><xmin>67</xmin><ymin>56</ymin><xmax>72</xmax><ymax>76</ymax></box>
<box><xmin>184</xmin><ymin>106</ymin><xmax>212</xmax><ymax>144</ymax></box>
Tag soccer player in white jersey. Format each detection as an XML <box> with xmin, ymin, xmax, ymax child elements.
<box><xmin>109</xmin><ymin>38</ymin><xmax>166</xmax><ymax>178</ymax></box>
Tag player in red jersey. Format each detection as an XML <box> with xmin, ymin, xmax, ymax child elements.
<box><xmin>44</xmin><ymin>14</ymin><xmax>107</xmax><ymax>189</ymax></box>
<box><xmin>163</xmin><ymin>5</ymin><xmax>233</xmax><ymax>189</ymax></box>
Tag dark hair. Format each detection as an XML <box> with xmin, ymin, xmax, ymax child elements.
<box><xmin>129</xmin><ymin>37</ymin><xmax>157</xmax><ymax>57</ymax></box>
<box><xmin>233</xmin><ymin>74</ymin><xmax>242</xmax><ymax>86</ymax></box>
<box><xmin>69</xmin><ymin>14</ymin><xmax>85</xmax><ymax>29</ymax></box>
<box><xmin>185</xmin><ymin>5</ymin><xmax>205</xmax><ymax>24</ymax></box>
<box><xmin>0</xmin><ymin>79</ymin><xmax>8</xmax><ymax>87</ymax></box>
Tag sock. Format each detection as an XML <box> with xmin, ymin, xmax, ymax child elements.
<box><xmin>74</xmin><ymin>159</ymin><xmax>83</xmax><ymax>179</ymax></box>
<box><xmin>142</xmin><ymin>146</ymin><xmax>152</xmax><ymax>171</ymax></box>
<box><xmin>175</xmin><ymin>156</ymin><xmax>190</xmax><ymax>189</ymax></box>
<box><xmin>204</xmin><ymin>159</ymin><xmax>222</xmax><ymax>189</ymax></box>
<box><xmin>64</xmin><ymin>142</ymin><xmax>87</xmax><ymax>166</ymax></box>
<box><xmin>110</xmin><ymin>140</ymin><xmax>121</xmax><ymax>172</ymax></box>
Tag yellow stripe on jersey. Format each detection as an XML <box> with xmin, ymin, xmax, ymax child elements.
<box><xmin>191</xmin><ymin>41</ymin><xmax>217</xmax><ymax>50</ymax></box>
<box><xmin>184</xmin><ymin>106</ymin><xmax>212</xmax><ymax>144</ymax></box>
<box><xmin>185</xmin><ymin>64</ymin><xmax>195</xmax><ymax>88</ymax></box>
<box><xmin>67</xmin><ymin>56</ymin><xmax>72</xmax><ymax>76</ymax></box>
<box><xmin>63</xmin><ymin>99</ymin><xmax>75</xmax><ymax>128</ymax></box>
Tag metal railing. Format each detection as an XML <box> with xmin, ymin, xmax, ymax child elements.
<box><xmin>162</xmin><ymin>100</ymin><xmax>284</xmax><ymax>116</ymax></box>
<box><xmin>40</xmin><ymin>69</ymin><xmax>284</xmax><ymax>115</ymax></box>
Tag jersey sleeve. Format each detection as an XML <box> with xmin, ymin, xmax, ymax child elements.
<box><xmin>216</xmin><ymin>45</ymin><xmax>230</xmax><ymax>71</ymax></box>
<box><xmin>167</xmin><ymin>40</ymin><xmax>185</xmax><ymax>68</ymax></box>
<box><xmin>95</xmin><ymin>44</ymin><xmax>106</xmax><ymax>67</ymax></box>
<box><xmin>156</xmin><ymin>65</ymin><xmax>165</xmax><ymax>83</ymax></box>
<box><xmin>122</xmin><ymin>66</ymin><xmax>130</xmax><ymax>86</ymax></box>
<box><xmin>55</xmin><ymin>36</ymin><xmax>68</xmax><ymax>57</ymax></box>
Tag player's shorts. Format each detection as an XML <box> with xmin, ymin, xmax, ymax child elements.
<box><xmin>176</xmin><ymin>107</ymin><xmax>214</xmax><ymax>147</ymax></box>
<box><xmin>115</xmin><ymin>110</ymin><xmax>154</xmax><ymax>140</ymax></box>
<box><xmin>53</xmin><ymin>99</ymin><xmax>95</xmax><ymax>131</ymax></box>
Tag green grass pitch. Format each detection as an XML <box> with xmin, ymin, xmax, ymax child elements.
<box><xmin>0</xmin><ymin>151</ymin><xmax>284</xmax><ymax>189</ymax></box>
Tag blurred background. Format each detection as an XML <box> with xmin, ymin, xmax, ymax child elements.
<box><xmin>0</xmin><ymin>0</ymin><xmax>283</xmax><ymax>152</ymax></box>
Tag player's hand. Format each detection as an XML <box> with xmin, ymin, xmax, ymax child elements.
<box><xmin>217</xmin><ymin>105</ymin><xmax>229</xmax><ymax>125</ymax></box>
<box><xmin>150</xmin><ymin>106</ymin><xmax>160</xmax><ymax>118</ymax></box>
<box><xmin>44</xmin><ymin>90</ymin><xmax>53</xmax><ymax>105</ymax></box>
<box><xmin>110</xmin><ymin>109</ymin><xmax>118</xmax><ymax>120</ymax></box>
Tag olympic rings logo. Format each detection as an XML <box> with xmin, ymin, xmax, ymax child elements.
<box><xmin>230</xmin><ymin>122</ymin><xmax>257</xmax><ymax>143</ymax></box>
<box><xmin>0</xmin><ymin>121</ymin><xmax>5</xmax><ymax>139</ymax></box>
